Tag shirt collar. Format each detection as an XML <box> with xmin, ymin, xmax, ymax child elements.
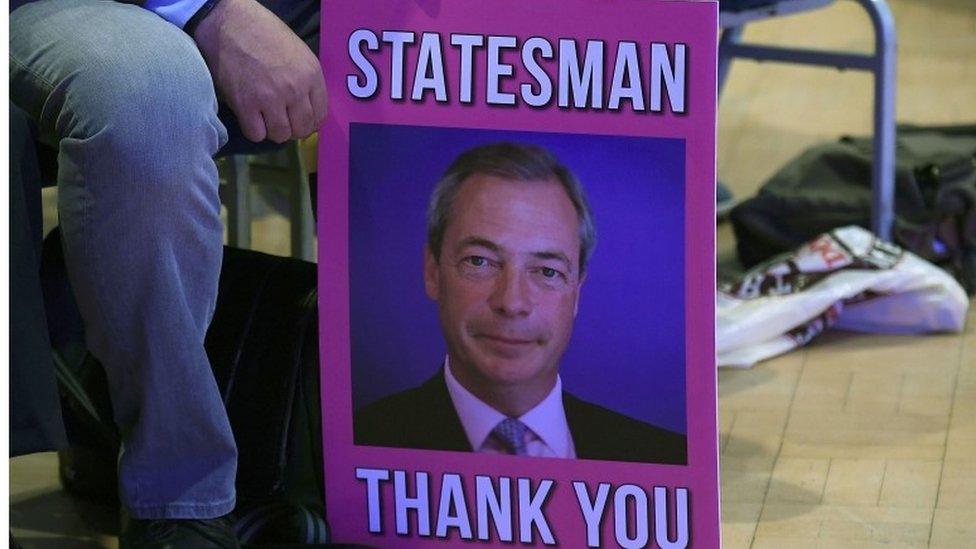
<box><xmin>519</xmin><ymin>375</ymin><xmax>573</xmax><ymax>458</ymax></box>
<box><xmin>443</xmin><ymin>357</ymin><xmax>572</xmax><ymax>456</ymax></box>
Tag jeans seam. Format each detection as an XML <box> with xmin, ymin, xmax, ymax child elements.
<box><xmin>74</xmin><ymin>128</ymin><xmax>138</xmax><ymax>406</ymax></box>
<box><xmin>9</xmin><ymin>53</ymin><xmax>58</xmax><ymax>92</ymax></box>
<box><xmin>127</xmin><ymin>493</ymin><xmax>236</xmax><ymax>517</ymax></box>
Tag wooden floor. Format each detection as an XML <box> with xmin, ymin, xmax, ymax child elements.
<box><xmin>719</xmin><ymin>312</ymin><xmax>976</xmax><ymax>548</ymax></box>
<box><xmin>9</xmin><ymin>0</ymin><xmax>976</xmax><ymax>547</ymax></box>
<box><xmin>717</xmin><ymin>0</ymin><xmax>975</xmax><ymax>546</ymax></box>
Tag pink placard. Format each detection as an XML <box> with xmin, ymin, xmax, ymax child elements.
<box><xmin>319</xmin><ymin>1</ymin><xmax>718</xmax><ymax>546</ymax></box>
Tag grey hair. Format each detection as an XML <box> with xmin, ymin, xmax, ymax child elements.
<box><xmin>426</xmin><ymin>142</ymin><xmax>597</xmax><ymax>274</ymax></box>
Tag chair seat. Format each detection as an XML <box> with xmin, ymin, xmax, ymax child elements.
<box><xmin>720</xmin><ymin>0</ymin><xmax>830</xmax><ymax>11</ymax></box>
<box><xmin>720</xmin><ymin>0</ymin><xmax>834</xmax><ymax>27</ymax></box>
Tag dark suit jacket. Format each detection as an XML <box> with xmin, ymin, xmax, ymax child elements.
<box><xmin>354</xmin><ymin>371</ymin><xmax>687</xmax><ymax>465</ymax></box>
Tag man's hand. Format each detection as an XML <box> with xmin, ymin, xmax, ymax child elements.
<box><xmin>193</xmin><ymin>0</ymin><xmax>327</xmax><ymax>143</ymax></box>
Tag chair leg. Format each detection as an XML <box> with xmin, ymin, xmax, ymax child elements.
<box><xmin>224</xmin><ymin>155</ymin><xmax>252</xmax><ymax>249</ymax></box>
<box><xmin>718</xmin><ymin>25</ymin><xmax>744</xmax><ymax>99</ymax></box>
<box><xmin>286</xmin><ymin>142</ymin><xmax>316</xmax><ymax>261</ymax></box>
<box><xmin>854</xmin><ymin>0</ymin><xmax>898</xmax><ymax>241</ymax></box>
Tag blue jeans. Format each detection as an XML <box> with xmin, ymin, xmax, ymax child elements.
<box><xmin>9</xmin><ymin>0</ymin><xmax>316</xmax><ymax>519</ymax></box>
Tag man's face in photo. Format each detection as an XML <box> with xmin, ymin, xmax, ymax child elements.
<box><xmin>425</xmin><ymin>173</ymin><xmax>585</xmax><ymax>398</ymax></box>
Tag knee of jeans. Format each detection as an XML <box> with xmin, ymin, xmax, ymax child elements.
<box><xmin>58</xmin><ymin>66</ymin><xmax>227</xmax><ymax>229</ymax></box>
<box><xmin>62</xmin><ymin>42</ymin><xmax>227</xmax><ymax>181</ymax></box>
<box><xmin>86</xmin><ymin>73</ymin><xmax>224</xmax><ymax>159</ymax></box>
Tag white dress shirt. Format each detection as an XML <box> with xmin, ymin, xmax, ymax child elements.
<box><xmin>443</xmin><ymin>358</ymin><xmax>576</xmax><ymax>458</ymax></box>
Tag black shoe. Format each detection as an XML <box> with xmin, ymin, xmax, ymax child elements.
<box><xmin>120</xmin><ymin>515</ymin><xmax>240</xmax><ymax>548</ymax></box>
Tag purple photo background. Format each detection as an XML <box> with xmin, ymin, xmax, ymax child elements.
<box><xmin>349</xmin><ymin>123</ymin><xmax>686</xmax><ymax>434</ymax></box>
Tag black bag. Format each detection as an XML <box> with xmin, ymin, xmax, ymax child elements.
<box><xmin>46</xmin><ymin>231</ymin><xmax>329</xmax><ymax>545</ymax></box>
<box><xmin>730</xmin><ymin>124</ymin><xmax>976</xmax><ymax>294</ymax></box>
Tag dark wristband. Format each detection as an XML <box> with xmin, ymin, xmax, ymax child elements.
<box><xmin>184</xmin><ymin>0</ymin><xmax>223</xmax><ymax>36</ymax></box>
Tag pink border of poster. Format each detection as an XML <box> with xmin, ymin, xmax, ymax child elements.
<box><xmin>319</xmin><ymin>1</ymin><xmax>718</xmax><ymax>546</ymax></box>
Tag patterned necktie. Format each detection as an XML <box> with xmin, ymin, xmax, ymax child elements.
<box><xmin>490</xmin><ymin>418</ymin><xmax>529</xmax><ymax>455</ymax></box>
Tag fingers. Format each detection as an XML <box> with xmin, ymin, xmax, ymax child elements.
<box><xmin>252</xmin><ymin>91</ymin><xmax>321</xmax><ymax>143</ymax></box>
<box><xmin>287</xmin><ymin>95</ymin><xmax>317</xmax><ymax>139</ymax></box>
<box><xmin>238</xmin><ymin>108</ymin><xmax>268</xmax><ymax>143</ymax></box>
<box><xmin>237</xmin><ymin>63</ymin><xmax>326</xmax><ymax>143</ymax></box>
<box><xmin>294</xmin><ymin>63</ymin><xmax>328</xmax><ymax>137</ymax></box>
<box><xmin>310</xmin><ymin>78</ymin><xmax>328</xmax><ymax>129</ymax></box>
<box><xmin>262</xmin><ymin>103</ymin><xmax>292</xmax><ymax>144</ymax></box>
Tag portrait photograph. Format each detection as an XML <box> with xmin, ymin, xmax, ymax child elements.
<box><xmin>347</xmin><ymin>123</ymin><xmax>687</xmax><ymax>465</ymax></box>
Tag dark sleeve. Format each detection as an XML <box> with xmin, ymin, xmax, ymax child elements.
<box><xmin>9</xmin><ymin>102</ymin><xmax>69</xmax><ymax>456</ymax></box>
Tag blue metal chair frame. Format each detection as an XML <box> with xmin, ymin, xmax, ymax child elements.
<box><xmin>719</xmin><ymin>0</ymin><xmax>897</xmax><ymax>240</ymax></box>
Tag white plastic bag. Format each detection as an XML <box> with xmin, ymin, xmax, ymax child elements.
<box><xmin>717</xmin><ymin>226</ymin><xmax>968</xmax><ymax>368</ymax></box>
